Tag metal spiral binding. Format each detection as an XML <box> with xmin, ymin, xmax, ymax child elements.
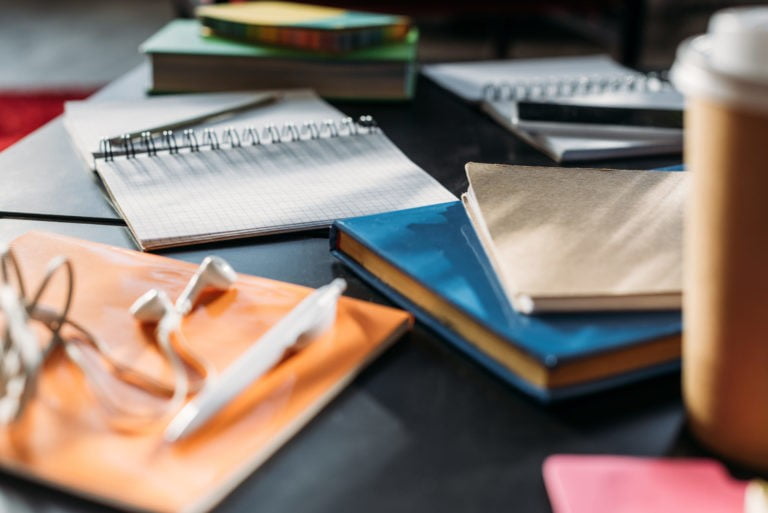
<box><xmin>121</xmin><ymin>134</ymin><xmax>136</xmax><ymax>159</ymax></box>
<box><xmin>95</xmin><ymin>115</ymin><xmax>380</xmax><ymax>161</ymax></box>
<box><xmin>481</xmin><ymin>71</ymin><xmax>673</xmax><ymax>102</ymax></box>
<box><xmin>98</xmin><ymin>138</ymin><xmax>114</xmax><ymax>162</ymax></box>
<box><xmin>163</xmin><ymin>130</ymin><xmax>179</xmax><ymax>155</ymax></box>
<box><xmin>222</xmin><ymin>127</ymin><xmax>241</xmax><ymax>148</ymax></box>
<box><xmin>141</xmin><ymin>131</ymin><xmax>157</xmax><ymax>156</ymax></box>
<box><xmin>183</xmin><ymin>129</ymin><xmax>199</xmax><ymax>152</ymax></box>
<box><xmin>202</xmin><ymin>129</ymin><xmax>220</xmax><ymax>150</ymax></box>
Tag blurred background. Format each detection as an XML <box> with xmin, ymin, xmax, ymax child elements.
<box><xmin>1</xmin><ymin>0</ymin><xmax>765</xmax><ymax>90</ymax></box>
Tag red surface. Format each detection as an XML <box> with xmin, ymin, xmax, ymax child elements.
<box><xmin>0</xmin><ymin>90</ymin><xmax>95</xmax><ymax>151</ymax></box>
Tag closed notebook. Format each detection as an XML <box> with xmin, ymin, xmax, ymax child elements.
<box><xmin>330</xmin><ymin>202</ymin><xmax>682</xmax><ymax>401</ymax></box>
<box><xmin>141</xmin><ymin>19</ymin><xmax>418</xmax><ymax>99</ymax></box>
<box><xmin>543</xmin><ymin>455</ymin><xmax>747</xmax><ymax>513</ymax></box>
<box><xmin>0</xmin><ymin>231</ymin><xmax>411</xmax><ymax>513</ymax></box>
<box><xmin>197</xmin><ymin>1</ymin><xmax>411</xmax><ymax>53</ymax></box>
<box><xmin>481</xmin><ymin>99</ymin><xmax>683</xmax><ymax>163</ymax></box>
<box><xmin>422</xmin><ymin>55</ymin><xmax>683</xmax><ymax>162</ymax></box>
<box><xmin>462</xmin><ymin>163</ymin><xmax>685</xmax><ymax>314</ymax></box>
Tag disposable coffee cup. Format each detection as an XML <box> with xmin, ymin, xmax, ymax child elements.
<box><xmin>671</xmin><ymin>7</ymin><xmax>768</xmax><ymax>469</ymax></box>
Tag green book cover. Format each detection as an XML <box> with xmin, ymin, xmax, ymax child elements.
<box><xmin>141</xmin><ymin>19</ymin><xmax>417</xmax><ymax>62</ymax></box>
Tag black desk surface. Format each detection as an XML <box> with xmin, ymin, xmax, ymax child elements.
<box><xmin>0</xmin><ymin>66</ymin><xmax>701</xmax><ymax>513</ymax></box>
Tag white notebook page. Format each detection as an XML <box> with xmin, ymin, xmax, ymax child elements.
<box><xmin>97</xmin><ymin>131</ymin><xmax>457</xmax><ymax>249</ymax></box>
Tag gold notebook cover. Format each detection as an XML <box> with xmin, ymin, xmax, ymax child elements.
<box><xmin>462</xmin><ymin>163</ymin><xmax>684</xmax><ymax>313</ymax></box>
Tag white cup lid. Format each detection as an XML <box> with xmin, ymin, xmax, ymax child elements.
<box><xmin>671</xmin><ymin>6</ymin><xmax>768</xmax><ymax>112</ymax></box>
<box><xmin>709</xmin><ymin>7</ymin><xmax>768</xmax><ymax>82</ymax></box>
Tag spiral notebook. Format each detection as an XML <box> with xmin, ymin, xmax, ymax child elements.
<box><xmin>422</xmin><ymin>55</ymin><xmax>684</xmax><ymax>162</ymax></box>
<box><xmin>93</xmin><ymin>116</ymin><xmax>456</xmax><ymax>250</ymax></box>
<box><xmin>64</xmin><ymin>89</ymin><xmax>345</xmax><ymax>169</ymax></box>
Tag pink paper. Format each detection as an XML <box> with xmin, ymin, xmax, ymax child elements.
<box><xmin>543</xmin><ymin>455</ymin><xmax>746</xmax><ymax>513</ymax></box>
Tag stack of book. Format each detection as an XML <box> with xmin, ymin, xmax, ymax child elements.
<box><xmin>141</xmin><ymin>1</ymin><xmax>417</xmax><ymax>100</ymax></box>
<box><xmin>331</xmin><ymin>163</ymin><xmax>686</xmax><ymax>400</ymax></box>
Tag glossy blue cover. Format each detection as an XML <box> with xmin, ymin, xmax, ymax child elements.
<box><xmin>331</xmin><ymin>201</ymin><xmax>682</xmax><ymax>368</ymax></box>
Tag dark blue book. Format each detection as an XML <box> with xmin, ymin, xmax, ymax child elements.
<box><xmin>330</xmin><ymin>201</ymin><xmax>682</xmax><ymax>401</ymax></box>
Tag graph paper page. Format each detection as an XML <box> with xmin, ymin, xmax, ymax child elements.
<box><xmin>96</xmin><ymin>132</ymin><xmax>457</xmax><ymax>249</ymax></box>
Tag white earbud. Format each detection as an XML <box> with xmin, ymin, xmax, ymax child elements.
<box><xmin>0</xmin><ymin>284</ymin><xmax>43</xmax><ymax>424</ymax></box>
<box><xmin>129</xmin><ymin>288</ymin><xmax>189</xmax><ymax>414</ymax></box>
<box><xmin>175</xmin><ymin>256</ymin><xmax>237</xmax><ymax>315</ymax></box>
<box><xmin>126</xmin><ymin>257</ymin><xmax>236</xmax><ymax>414</ymax></box>
<box><xmin>130</xmin><ymin>289</ymin><xmax>176</xmax><ymax>323</ymax></box>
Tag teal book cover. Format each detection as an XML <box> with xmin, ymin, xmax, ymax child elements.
<box><xmin>330</xmin><ymin>201</ymin><xmax>682</xmax><ymax>401</ymax></box>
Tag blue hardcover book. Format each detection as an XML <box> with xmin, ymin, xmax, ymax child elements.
<box><xmin>330</xmin><ymin>201</ymin><xmax>682</xmax><ymax>401</ymax></box>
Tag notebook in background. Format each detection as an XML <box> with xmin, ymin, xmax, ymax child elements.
<box><xmin>2</xmin><ymin>231</ymin><xmax>412</xmax><ymax>513</ymax></box>
<box><xmin>422</xmin><ymin>55</ymin><xmax>683</xmax><ymax>162</ymax></box>
<box><xmin>422</xmin><ymin>55</ymin><xmax>629</xmax><ymax>103</ymax></box>
<box><xmin>330</xmin><ymin>201</ymin><xmax>682</xmax><ymax>401</ymax></box>
<box><xmin>481</xmin><ymin>99</ymin><xmax>683</xmax><ymax>163</ymax></box>
<box><xmin>542</xmin><ymin>87</ymin><xmax>684</xmax><ymax>110</ymax></box>
<box><xmin>462</xmin><ymin>163</ymin><xmax>684</xmax><ymax>314</ymax></box>
<box><xmin>141</xmin><ymin>19</ymin><xmax>418</xmax><ymax>99</ymax></box>
<box><xmin>197</xmin><ymin>1</ymin><xmax>411</xmax><ymax>53</ymax></box>
<box><xmin>93</xmin><ymin>118</ymin><xmax>456</xmax><ymax>250</ymax></box>
<box><xmin>543</xmin><ymin>455</ymin><xmax>747</xmax><ymax>513</ymax></box>
<box><xmin>64</xmin><ymin>89</ymin><xmax>343</xmax><ymax>168</ymax></box>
